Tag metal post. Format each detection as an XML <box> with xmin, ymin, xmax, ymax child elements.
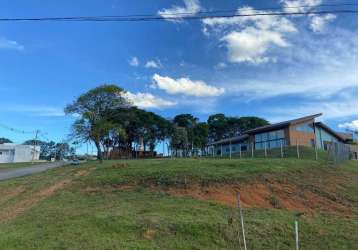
<box><xmin>296</xmin><ymin>140</ymin><xmax>300</xmax><ymax>159</ymax></box>
<box><xmin>264</xmin><ymin>142</ymin><xmax>267</xmax><ymax>158</ymax></box>
<box><xmin>238</xmin><ymin>193</ymin><xmax>247</xmax><ymax>250</ymax></box>
<box><xmin>313</xmin><ymin>122</ymin><xmax>318</xmax><ymax>161</ymax></box>
<box><xmin>295</xmin><ymin>220</ymin><xmax>299</xmax><ymax>250</ymax></box>
<box><xmin>239</xmin><ymin>144</ymin><xmax>242</xmax><ymax>159</ymax></box>
<box><xmin>163</xmin><ymin>141</ymin><xmax>165</xmax><ymax>157</ymax></box>
<box><xmin>280</xmin><ymin>140</ymin><xmax>284</xmax><ymax>158</ymax></box>
<box><xmin>229</xmin><ymin>140</ymin><xmax>232</xmax><ymax>160</ymax></box>
<box><xmin>251</xmin><ymin>143</ymin><xmax>254</xmax><ymax>158</ymax></box>
<box><xmin>221</xmin><ymin>144</ymin><xmax>223</xmax><ymax>158</ymax></box>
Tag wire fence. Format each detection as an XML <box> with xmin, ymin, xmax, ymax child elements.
<box><xmin>168</xmin><ymin>140</ymin><xmax>352</xmax><ymax>165</ymax></box>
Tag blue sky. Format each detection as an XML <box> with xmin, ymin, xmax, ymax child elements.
<box><xmin>0</xmin><ymin>0</ymin><xmax>358</xmax><ymax>151</ymax></box>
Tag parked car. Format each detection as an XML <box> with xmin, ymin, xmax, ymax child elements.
<box><xmin>71</xmin><ymin>159</ymin><xmax>81</xmax><ymax>165</ymax></box>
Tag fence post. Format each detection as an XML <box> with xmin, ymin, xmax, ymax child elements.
<box><xmin>296</xmin><ymin>140</ymin><xmax>300</xmax><ymax>159</ymax></box>
<box><xmin>295</xmin><ymin>220</ymin><xmax>299</xmax><ymax>250</ymax></box>
<box><xmin>239</xmin><ymin>144</ymin><xmax>242</xmax><ymax>159</ymax></box>
<box><xmin>221</xmin><ymin>144</ymin><xmax>223</xmax><ymax>158</ymax></box>
<box><xmin>314</xmin><ymin>140</ymin><xmax>318</xmax><ymax>161</ymax></box>
<box><xmin>264</xmin><ymin>142</ymin><xmax>267</xmax><ymax>158</ymax></box>
<box><xmin>238</xmin><ymin>193</ymin><xmax>247</xmax><ymax>250</ymax></box>
<box><xmin>230</xmin><ymin>140</ymin><xmax>232</xmax><ymax>160</ymax></box>
<box><xmin>280</xmin><ymin>140</ymin><xmax>284</xmax><ymax>158</ymax></box>
<box><xmin>251</xmin><ymin>143</ymin><xmax>254</xmax><ymax>159</ymax></box>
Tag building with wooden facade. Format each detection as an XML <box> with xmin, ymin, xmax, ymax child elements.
<box><xmin>208</xmin><ymin>114</ymin><xmax>355</xmax><ymax>157</ymax></box>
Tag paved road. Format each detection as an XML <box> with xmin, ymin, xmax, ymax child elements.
<box><xmin>0</xmin><ymin>161</ymin><xmax>70</xmax><ymax>181</ymax></box>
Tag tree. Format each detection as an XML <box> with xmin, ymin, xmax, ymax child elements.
<box><xmin>236</xmin><ymin>116</ymin><xmax>269</xmax><ymax>132</ymax></box>
<box><xmin>54</xmin><ymin>142</ymin><xmax>75</xmax><ymax>160</ymax></box>
<box><xmin>170</xmin><ymin>127</ymin><xmax>188</xmax><ymax>157</ymax></box>
<box><xmin>208</xmin><ymin>114</ymin><xmax>269</xmax><ymax>141</ymax></box>
<box><xmin>193</xmin><ymin>122</ymin><xmax>209</xmax><ymax>154</ymax></box>
<box><xmin>23</xmin><ymin>140</ymin><xmax>74</xmax><ymax>160</ymax></box>
<box><xmin>173</xmin><ymin>114</ymin><xmax>198</xmax><ymax>154</ymax></box>
<box><xmin>108</xmin><ymin>107</ymin><xmax>173</xmax><ymax>156</ymax></box>
<box><xmin>0</xmin><ymin>138</ymin><xmax>12</xmax><ymax>144</ymax></box>
<box><xmin>207</xmin><ymin>113</ymin><xmax>228</xmax><ymax>142</ymax></box>
<box><xmin>65</xmin><ymin>84</ymin><xmax>130</xmax><ymax>160</ymax></box>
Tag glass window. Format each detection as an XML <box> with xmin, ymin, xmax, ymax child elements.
<box><xmin>262</xmin><ymin>133</ymin><xmax>268</xmax><ymax>141</ymax></box>
<box><xmin>269</xmin><ymin>131</ymin><xmax>276</xmax><ymax>140</ymax></box>
<box><xmin>232</xmin><ymin>146</ymin><xmax>236</xmax><ymax>152</ymax></box>
<box><xmin>296</xmin><ymin>123</ymin><xmax>314</xmax><ymax>133</ymax></box>
<box><xmin>255</xmin><ymin>134</ymin><xmax>261</xmax><ymax>142</ymax></box>
<box><xmin>241</xmin><ymin>145</ymin><xmax>247</xmax><ymax>151</ymax></box>
<box><xmin>277</xmin><ymin>130</ymin><xmax>284</xmax><ymax>139</ymax></box>
<box><xmin>272</xmin><ymin>140</ymin><xmax>279</xmax><ymax>148</ymax></box>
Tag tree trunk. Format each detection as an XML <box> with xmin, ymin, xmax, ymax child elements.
<box><xmin>95</xmin><ymin>141</ymin><xmax>103</xmax><ymax>162</ymax></box>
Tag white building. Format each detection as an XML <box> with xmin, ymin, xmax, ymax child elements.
<box><xmin>0</xmin><ymin>143</ymin><xmax>40</xmax><ymax>163</ymax></box>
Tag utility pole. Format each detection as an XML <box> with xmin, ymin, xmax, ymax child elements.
<box><xmin>31</xmin><ymin>130</ymin><xmax>39</xmax><ymax>164</ymax></box>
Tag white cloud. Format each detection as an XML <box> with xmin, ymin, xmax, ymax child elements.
<box><xmin>264</xmin><ymin>88</ymin><xmax>358</xmax><ymax>122</ymax></box>
<box><xmin>281</xmin><ymin>1</ymin><xmax>336</xmax><ymax>33</ymax></box>
<box><xmin>129</xmin><ymin>57</ymin><xmax>139</xmax><ymax>67</ymax></box>
<box><xmin>158</xmin><ymin>0</ymin><xmax>201</xmax><ymax>21</ymax></box>
<box><xmin>203</xmin><ymin>7</ymin><xmax>296</xmax><ymax>33</ymax></box>
<box><xmin>215</xmin><ymin>62</ymin><xmax>227</xmax><ymax>69</ymax></box>
<box><xmin>0</xmin><ymin>38</ymin><xmax>24</xmax><ymax>51</ymax></box>
<box><xmin>145</xmin><ymin>60</ymin><xmax>162</xmax><ymax>69</ymax></box>
<box><xmin>202</xmin><ymin>6</ymin><xmax>296</xmax><ymax>64</ymax></box>
<box><xmin>310</xmin><ymin>14</ymin><xmax>336</xmax><ymax>32</ymax></box>
<box><xmin>222</xmin><ymin>28</ymin><xmax>289</xmax><ymax>64</ymax></box>
<box><xmin>281</xmin><ymin>0</ymin><xmax>322</xmax><ymax>12</ymax></box>
<box><xmin>229</xmin><ymin>71</ymin><xmax>358</xmax><ymax>100</ymax></box>
<box><xmin>339</xmin><ymin>120</ymin><xmax>358</xmax><ymax>131</ymax></box>
<box><xmin>124</xmin><ymin>92</ymin><xmax>176</xmax><ymax>109</ymax></box>
<box><xmin>152</xmin><ymin>74</ymin><xmax>225</xmax><ymax>97</ymax></box>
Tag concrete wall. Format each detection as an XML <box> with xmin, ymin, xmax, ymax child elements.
<box><xmin>0</xmin><ymin>144</ymin><xmax>40</xmax><ymax>163</ymax></box>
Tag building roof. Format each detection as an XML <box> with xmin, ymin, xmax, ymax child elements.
<box><xmin>0</xmin><ymin>143</ymin><xmax>40</xmax><ymax>150</ymax></box>
<box><xmin>245</xmin><ymin>113</ymin><xmax>322</xmax><ymax>135</ymax></box>
<box><xmin>208</xmin><ymin>134</ymin><xmax>249</xmax><ymax>146</ymax></box>
<box><xmin>315</xmin><ymin>122</ymin><xmax>347</xmax><ymax>142</ymax></box>
<box><xmin>209</xmin><ymin>113</ymin><xmax>324</xmax><ymax>146</ymax></box>
<box><xmin>337</xmin><ymin>132</ymin><xmax>353</xmax><ymax>141</ymax></box>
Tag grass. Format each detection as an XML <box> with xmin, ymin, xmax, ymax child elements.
<box><xmin>0</xmin><ymin>158</ymin><xmax>357</xmax><ymax>249</ymax></box>
<box><xmin>84</xmin><ymin>158</ymin><xmax>324</xmax><ymax>186</ymax></box>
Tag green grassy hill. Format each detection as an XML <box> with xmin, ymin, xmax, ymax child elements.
<box><xmin>0</xmin><ymin>158</ymin><xmax>357</xmax><ymax>249</ymax></box>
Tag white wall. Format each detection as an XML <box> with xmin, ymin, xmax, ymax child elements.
<box><xmin>0</xmin><ymin>144</ymin><xmax>40</xmax><ymax>163</ymax></box>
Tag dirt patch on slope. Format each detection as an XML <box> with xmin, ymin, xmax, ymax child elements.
<box><xmin>147</xmin><ymin>178</ymin><xmax>352</xmax><ymax>216</ymax></box>
<box><xmin>0</xmin><ymin>187</ymin><xmax>26</xmax><ymax>206</ymax></box>
<box><xmin>0</xmin><ymin>167</ymin><xmax>95</xmax><ymax>224</ymax></box>
<box><xmin>0</xmin><ymin>179</ymin><xmax>71</xmax><ymax>224</ymax></box>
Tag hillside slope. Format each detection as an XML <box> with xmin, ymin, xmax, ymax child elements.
<box><xmin>0</xmin><ymin>158</ymin><xmax>357</xmax><ymax>249</ymax></box>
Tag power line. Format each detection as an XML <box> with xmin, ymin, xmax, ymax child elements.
<box><xmin>157</xmin><ymin>3</ymin><xmax>358</xmax><ymax>17</ymax></box>
<box><xmin>0</xmin><ymin>8</ymin><xmax>357</xmax><ymax>22</ymax></box>
<box><xmin>0</xmin><ymin>122</ymin><xmax>38</xmax><ymax>134</ymax></box>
